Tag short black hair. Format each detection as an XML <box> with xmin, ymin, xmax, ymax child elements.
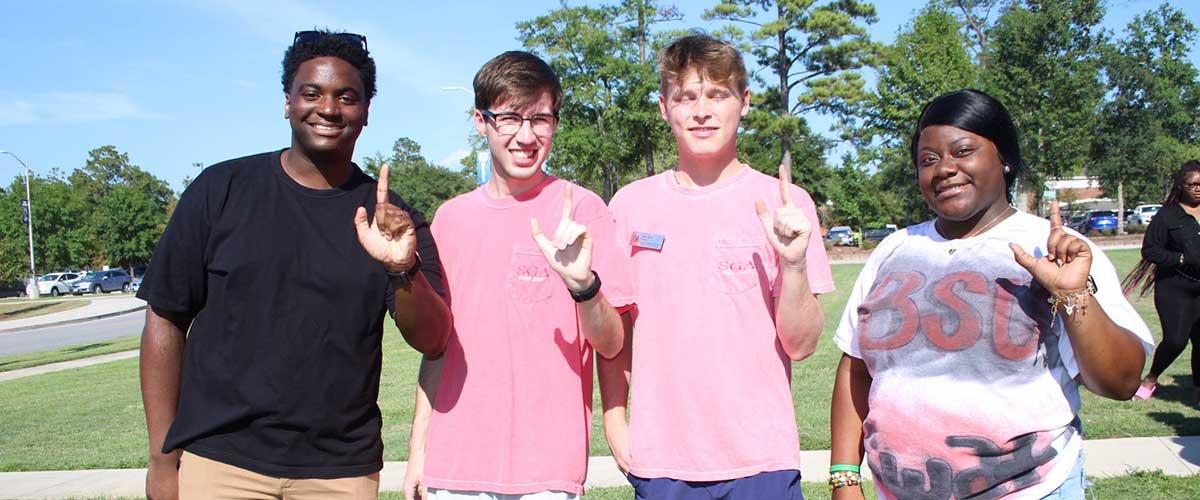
<box><xmin>281</xmin><ymin>30</ymin><xmax>377</xmax><ymax>99</ymax></box>
<box><xmin>911</xmin><ymin>89</ymin><xmax>1024</xmax><ymax>202</ymax></box>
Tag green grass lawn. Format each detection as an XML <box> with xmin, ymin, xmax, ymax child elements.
<box><xmin>0</xmin><ymin>298</ymin><xmax>89</xmax><ymax>321</ymax></box>
<box><xmin>1</xmin><ymin>249</ymin><xmax>1195</xmax><ymax>472</ymax></box>
<box><xmin>0</xmin><ymin>335</ymin><xmax>141</xmax><ymax>373</ymax></box>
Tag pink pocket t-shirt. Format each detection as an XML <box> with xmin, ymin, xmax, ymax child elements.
<box><xmin>423</xmin><ymin>177</ymin><xmax>634</xmax><ymax>496</ymax></box>
<box><xmin>609</xmin><ymin>167</ymin><xmax>834</xmax><ymax>481</ymax></box>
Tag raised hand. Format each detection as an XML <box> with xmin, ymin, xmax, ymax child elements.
<box><xmin>531</xmin><ymin>185</ymin><xmax>594</xmax><ymax>293</ymax></box>
<box><xmin>1009</xmin><ymin>203</ymin><xmax>1092</xmax><ymax>295</ymax></box>
<box><xmin>355</xmin><ymin>163</ymin><xmax>418</xmax><ymax>273</ymax></box>
<box><xmin>756</xmin><ymin>164</ymin><xmax>813</xmax><ymax>267</ymax></box>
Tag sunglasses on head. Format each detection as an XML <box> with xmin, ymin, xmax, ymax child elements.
<box><xmin>293</xmin><ymin>31</ymin><xmax>368</xmax><ymax>51</ymax></box>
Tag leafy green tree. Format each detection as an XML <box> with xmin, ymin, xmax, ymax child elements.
<box><xmin>985</xmin><ymin>0</ymin><xmax>1107</xmax><ymax>206</ymax></box>
<box><xmin>518</xmin><ymin>0</ymin><xmax>678</xmax><ymax>198</ymax></box>
<box><xmin>364</xmin><ymin>137</ymin><xmax>476</xmax><ymax>219</ymax></box>
<box><xmin>850</xmin><ymin>4</ymin><xmax>979</xmax><ymax>226</ymax></box>
<box><xmin>1091</xmin><ymin>3</ymin><xmax>1200</xmax><ymax>209</ymax></box>
<box><xmin>94</xmin><ymin>168</ymin><xmax>173</xmax><ymax>275</ymax></box>
<box><xmin>704</xmin><ymin>0</ymin><xmax>879</xmax><ymax>172</ymax></box>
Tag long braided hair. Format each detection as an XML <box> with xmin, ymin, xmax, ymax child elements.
<box><xmin>1122</xmin><ymin>160</ymin><xmax>1200</xmax><ymax>297</ymax></box>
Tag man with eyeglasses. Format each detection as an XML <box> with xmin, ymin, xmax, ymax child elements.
<box><xmin>400</xmin><ymin>51</ymin><xmax>633</xmax><ymax>500</ymax></box>
<box><xmin>138</xmin><ymin>30</ymin><xmax>451</xmax><ymax>500</ymax></box>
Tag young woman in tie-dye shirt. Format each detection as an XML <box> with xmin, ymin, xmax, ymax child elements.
<box><xmin>829</xmin><ymin>89</ymin><xmax>1153</xmax><ymax>500</ymax></box>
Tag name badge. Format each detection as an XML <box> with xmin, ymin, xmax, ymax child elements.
<box><xmin>632</xmin><ymin>231</ymin><xmax>666</xmax><ymax>251</ymax></box>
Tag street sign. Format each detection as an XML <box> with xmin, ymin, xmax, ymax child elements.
<box><xmin>21</xmin><ymin>199</ymin><xmax>28</xmax><ymax>223</ymax></box>
<box><xmin>1042</xmin><ymin>190</ymin><xmax>1056</xmax><ymax>201</ymax></box>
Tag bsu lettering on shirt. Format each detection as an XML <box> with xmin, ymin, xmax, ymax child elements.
<box><xmin>855</xmin><ymin>254</ymin><xmax>1073</xmax><ymax>499</ymax></box>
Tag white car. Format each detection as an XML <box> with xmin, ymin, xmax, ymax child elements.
<box><xmin>1128</xmin><ymin>204</ymin><xmax>1161</xmax><ymax>225</ymax></box>
<box><xmin>36</xmin><ymin>272</ymin><xmax>81</xmax><ymax>297</ymax></box>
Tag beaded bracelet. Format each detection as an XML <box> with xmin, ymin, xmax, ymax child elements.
<box><xmin>829</xmin><ymin>470</ymin><xmax>862</xmax><ymax>491</ymax></box>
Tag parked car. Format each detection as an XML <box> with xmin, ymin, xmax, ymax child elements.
<box><xmin>862</xmin><ymin>226</ymin><xmax>897</xmax><ymax>243</ymax></box>
<box><xmin>826</xmin><ymin>226</ymin><xmax>857</xmax><ymax>246</ymax></box>
<box><xmin>36</xmin><ymin>272</ymin><xmax>80</xmax><ymax>297</ymax></box>
<box><xmin>1080</xmin><ymin>210</ymin><xmax>1119</xmax><ymax>235</ymax></box>
<box><xmin>1126</xmin><ymin>204</ymin><xmax>1161</xmax><ymax>226</ymax></box>
<box><xmin>71</xmin><ymin>269</ymin><xmax>132</xmax><ymax>295</ymax></box>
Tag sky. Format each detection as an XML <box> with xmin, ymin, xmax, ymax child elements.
<box><xmin>1</xmin><ymin>0</ymin><xmax>1197</xmax><ymax>192</ymax></box>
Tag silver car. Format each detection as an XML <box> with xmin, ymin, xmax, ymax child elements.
<box><xmin>71</xmin><ymin>270</ymin><xmax>132</xmax><ymax>295</ymax></box>
<box><xmin>36</xmin><ymin>272</ymin><xmax>80</xmax><ymax>297</ymax></box>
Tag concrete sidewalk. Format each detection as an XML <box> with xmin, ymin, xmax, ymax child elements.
<box><xmin>0</xmin><ymin>296</ymin><xmax>145</xmax><ymax>334</ymax></box>
<box><xmin>2</xmin><ymin>436</ymin><xmax>1198</xmax><ymax>499</ymax></box>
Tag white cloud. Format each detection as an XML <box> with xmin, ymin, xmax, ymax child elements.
<box><xmin>437</xmin><ymin>148</ymin><xmax>472</xmax><ymax>169</ymax></box>
<box><xmin>0</xmin><ymin>92</ymin><xmax>151</xmax><ymax>125</ymax></box>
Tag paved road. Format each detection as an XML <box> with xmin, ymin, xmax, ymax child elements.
<box><xmin>0</xmin><ymin>310</ymin><xmax>144</xmax><ymax>357</ymax></box>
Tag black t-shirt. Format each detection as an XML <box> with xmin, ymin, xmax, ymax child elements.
<box><xmin>137</xmin><ymin>149</ymin><xmax>445</xmax><ymax>479</ymax></box>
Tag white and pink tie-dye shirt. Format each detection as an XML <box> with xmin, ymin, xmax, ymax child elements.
<box><xmin>835</xmin><ymin>211</ymin><xmax>1153</xmax><ymax>499</ymax></box>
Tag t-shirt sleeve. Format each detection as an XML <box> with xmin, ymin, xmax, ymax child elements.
<box><xmin>833</xmin><ymin>229</ymin><xmax>906</xmax><ymax>359</ymax></box>
<box><xmin>577</xmin><ymin>191</ymin><xmax>635</xmax><ymax>308</ymax></box>
<box><xmin>1055</xmin><ymin>233</ymin><xmax>1155</xmax><ymax>378</ymax></box>
<box><xmin>136</xmin><ymin>172</ymin><xmax>215</xmax><ymax>316</ymax></box>
<box><xmin>772</xmin><ymin>186</ymin><xmax>835</xmax><ymax>296</ymax></box>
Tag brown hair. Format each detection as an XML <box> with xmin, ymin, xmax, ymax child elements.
<box><xmin>473</xmin><ymin>51</ymin><xmax>563</xmax><ymax>114</ymax></box>
<box><xmin>1122</xmin><ymin>159</ymin><xmax>1200</xmax><ymax>297</ymax></box>
<box><xmin>658</xmin><ymin>34</ymin><xmax>749</xmax><ymax>97</ymax></box>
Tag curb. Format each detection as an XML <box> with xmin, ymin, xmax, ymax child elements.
<box><xmin>0</xmin><ymin>305</ymin><xmax>147</xmax><ymax>335</ymax></box>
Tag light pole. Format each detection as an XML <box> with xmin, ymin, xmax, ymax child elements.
<box><xmin>0</xmin><ymin>150</ymin><xmax>38</xmax><ymax>299</ymax></box>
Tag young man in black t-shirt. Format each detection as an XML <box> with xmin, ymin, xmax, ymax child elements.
<box><xmin>138</xmin><ymin>30</ymin><xmax>451</xmax><ymax>500</ymax></box>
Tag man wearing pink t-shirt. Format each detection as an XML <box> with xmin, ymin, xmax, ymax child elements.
<box><xmin>402</xmin><ymin>51</ymin><xmax>634</xmax><ymax>500</ymax></box>
<box><xmin>600</xmin><ymin>34</ymin><xmax>834</xmax><ymax>499</ymax></box>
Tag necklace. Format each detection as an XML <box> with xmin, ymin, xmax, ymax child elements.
<box><xmin>941</xmin><ymin>206</ymin><xmax>1015</xmax><ymax>255</ymax></box>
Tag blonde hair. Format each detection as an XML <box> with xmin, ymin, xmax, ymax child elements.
<box><xmin>658</xmin><ymin>34</ymin><xmax>749</xmax><ymax>97</ymax></box>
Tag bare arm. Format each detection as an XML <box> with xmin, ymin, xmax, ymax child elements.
<box><xmin>391</xmin><ymin>274</ymin><xmax>452</xmax><ymax>356</ymax></box>
<box><xmin>577</xmin><ymin>288</ymin><xmax>624</xmax><ymax>358</ymax></box>
<box><xmin>1061</xmin><ymin>298</ymin><xmax>1146</xmax><ymax>399</ymax></box>
<box><xmin>830</xmin><ymin>354</ymin><xmax>871</xmax><ymax>500</ymax></box>
<box><xmin>597</xmin><ymin>309</ymin><xmax>635</xmax><ymax>472</ymax></box>
<box><xmin>1010</xmin><ymin>204</ymin><xmax>1145</xmax><ymax>400</ymax></box>
<box><xmin>404</xmin><ymin>356</ymin><xmax>442</xmax><ymax>500</ymax></box>
<box><xmin>774</xmin><ymin>266</ymin><xmax>824</xmax><ymax>360</ymax></box>
<box><xmin>140</xmin><ymin>306</ymin><xmax>191</xmax><ymax>500</ymax></box>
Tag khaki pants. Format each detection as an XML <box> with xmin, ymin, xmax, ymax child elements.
<box><xmin>178</xmin><ymin>451</ymin><xmax>380</xmax><ymax>500</ymax></box>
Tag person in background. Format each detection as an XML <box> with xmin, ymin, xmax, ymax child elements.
<box><xmin>1127</xmin><ymin>160</ymin><xmax>1200</xmax><ymax>404</ymax></box>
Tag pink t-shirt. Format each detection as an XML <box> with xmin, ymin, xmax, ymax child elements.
<box><xmin>608</xmin><ymin>167</ymin><xmax>835</xmax><ymax>481</ymax></box>
<box><xmin>423</xmin><ymin>177</ymin><xmax>634</xmax><ymax>496</ymax></box>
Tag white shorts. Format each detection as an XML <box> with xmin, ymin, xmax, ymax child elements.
<box><xmin>426</xmin><ymin>489</ymin><xmax>579</xmax><ymax>500</ymax></box>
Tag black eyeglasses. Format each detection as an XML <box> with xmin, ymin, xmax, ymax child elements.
<box><xmin>1183</xmin><ymin>182</ymin><xmax>1200</xmax><ymax>190</ymax></box>
<box><xmin>480</xmin><ymin>109</ymin><xmax>559</xmax><ymax>136</ymax></box>
<box><xmin>293</xmin><ymin>31</ymin><xmax>368</xmax><ymax>51</ymax></box>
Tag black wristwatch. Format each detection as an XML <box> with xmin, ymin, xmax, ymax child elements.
<box><xmin>388</xmin><ymin>254</ymin><xmax>422</xmax><ymax>287</ymax></box>
<box><xmin>570</xmin><ymin>271</ymin><xmax>602</xmax><ymax>303</ymax></box>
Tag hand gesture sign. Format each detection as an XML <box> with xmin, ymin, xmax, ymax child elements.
<box><xmin>355</xmin><ymin>163</ymin><xmax>418</xmax><ymax>273</ymax></box>
<box><xmin>531</xmin><ymin>185</ymin><xmax>594</xmax><ymax>293</ymax></box>
<box><xmin>1009</xmin><ymin>204</ymin><xmax>1092</xmax><ymax>296</ymax></box>
<box><xmin>756</xmin><ymin>164</ymin><xmax>812</xmax><ymax>267</ymax></box>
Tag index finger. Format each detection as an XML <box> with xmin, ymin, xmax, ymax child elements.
<box><xmin>562</xmin><ymin>184</ymin><xmax>573</xmax><ymax>220</ymax></box>
<box><xmin>1049</xmin><ymin>203</ymin><xmax>1062</xmax><ymax>229</ymax></box>
<box><xmin>778</xmin><ymin>164</ymin><xmax>793</xmax><ymax>207</ymax></box>
<box><xmin>377</xmin><ymin>163</ymin><xmax>391</xmax><ymax>205</ymax></box>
